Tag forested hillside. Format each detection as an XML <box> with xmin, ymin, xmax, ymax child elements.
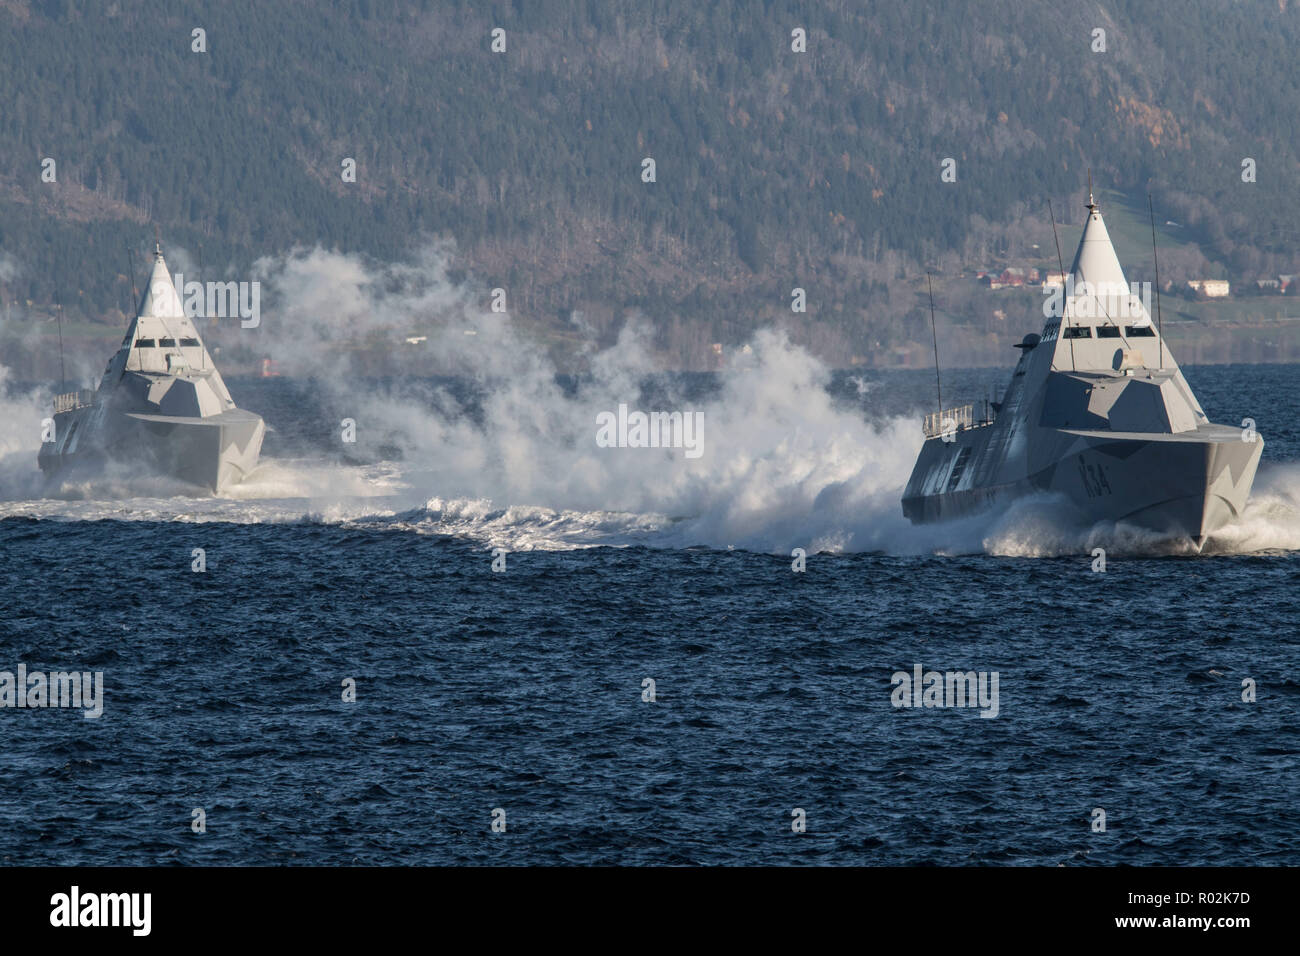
<box><xmin>3</xmin><ymin>0</ymin><xmax>1300</xmax><ymax>367</ymax></box>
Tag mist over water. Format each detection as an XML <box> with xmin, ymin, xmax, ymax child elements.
<box><xmin>2</xmin><ymin>245</ymin><xmax>1298</xmax><ymax>557</ymax></box>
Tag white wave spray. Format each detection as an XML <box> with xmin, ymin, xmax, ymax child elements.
<box><xmin>3</xmin><ymin>242</ymin><xmax>1298</xmax><ymax>557</ymax></box>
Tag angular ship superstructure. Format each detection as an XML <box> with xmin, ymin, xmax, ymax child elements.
<box><xmin>902</xmin><ymin>192</ymin><xmax>1261</xmax><ymax>547</ymax></box>
<box><xmin>38</xmin><ymin>245</ymin><xmax>264</xmax><ymax>492</ymax></box>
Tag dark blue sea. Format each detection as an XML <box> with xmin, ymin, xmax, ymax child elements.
<box><xmin>1</xmin><ymin>360</ymin><xmax>1298</xmax><ymax>865</ymax></box>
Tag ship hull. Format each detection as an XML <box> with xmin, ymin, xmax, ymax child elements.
<box><xmin>38</xmin><ymin>403</ymin><xmax>264</xmax><ymax>493</ymax></box>
<box><xmin>902</xmin><ymin>193</ymin><xmax>1262</xmax><ymax>547</ymax></box>
<box><xmin>39</xmin><ymin>246</ymin><xmax>264</xmax><ymax>493</ymax></box>
<box><xmin>902</xmin><ymin>427</ymin><xmax>1263</xmax><ymax>545</ymax></box>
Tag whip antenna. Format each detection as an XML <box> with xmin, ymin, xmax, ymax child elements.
<box><xmin>124</xmin><ymin>241</ymin><xmax>139</xmax><ymax>319</ymax></box>
<box><xmin>1148</xmin><ymin>194</ymin><xmax>1165</xmax><ymax>370</ymax></box>
<box><xmin>927</xmin><ymin>273</ymin><xmax>943</xmax><ymax>416</ymax></box>
<box><xmin>1049</xmin><ymin>198</ymin><xmax>1075</xmax><ymax>372</ymax></box>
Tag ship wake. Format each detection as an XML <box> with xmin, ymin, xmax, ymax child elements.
<box><xmin>3</xmin><ymin>242</ymin><xmax>1298</xmax><ymax>557</ymax></box>
<box><xmin>5</xmin><ymin>364</ymin><xmax>1300</xmax><ymax>557</ymax></box>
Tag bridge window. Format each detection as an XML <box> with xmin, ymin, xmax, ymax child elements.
<box><xmin>158</xmin><ymin>339</ymin><xmax>177</xmax><ymax>347</ymax></box>
<box><xmin>134</xmin><ymin>339</ymin><xmax>156</xmax><ymax>348</ymax></box>
<box><xmin>1063</xmin><ymin>326</ymin><xmax>1092</xmax><ymax>339</ymax></box>
<box><xmin>1097</xmin><ymin>326</ymin><xmax>1122</xmax><ymax>338</ymax></box>
<box><xmin>1125</xmin><ymin>326</ymin><xmax>1157</xmax><ymax>337</ymax></box>
<box><xmin>180</xmin><ymin>338</ymin><xmax>201</xmax><ymax>347</ymax></box>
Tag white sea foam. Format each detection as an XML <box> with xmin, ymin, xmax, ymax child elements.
<box><xmin>3</xmin><ymin>244</ymin><xmax>1297</xmax><ymax>557</ymax></box>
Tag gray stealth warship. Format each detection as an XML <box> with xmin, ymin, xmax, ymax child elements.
<box><xmin>902</xmin><ymin>194</ymin><xmax>1262</xmax><ymax>547</ymax></box>
<box><xmin>38</xmin><ymin>245</ymin><xmax>264</xmax><ymax>492</ymax></box>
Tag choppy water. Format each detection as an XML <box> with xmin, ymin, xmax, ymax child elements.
<box><xmin>1</xmin><ymin>359</ymin><xmax>1298</xmax><ymax>865</ymax></box>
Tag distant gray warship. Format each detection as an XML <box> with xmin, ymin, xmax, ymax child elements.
<box><xmin>902</xmin><ymin>192</ymin><xmax>1262</xmax><ymax>547</ymax></box>
<box><xmin>38</xmin><ymin>245</ymin><xmax>264</xmax><ymax>492</ymax></box>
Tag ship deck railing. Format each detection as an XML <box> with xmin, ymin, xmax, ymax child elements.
<box><xmin>922</xmin><ymin>403</ymin><xmax>994</xmax><ymax>438</ymax></box>
<box><xmin>53</xmin><ymin>389</ymin><xmax>97</xmax><ymax>415</ymax></box>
